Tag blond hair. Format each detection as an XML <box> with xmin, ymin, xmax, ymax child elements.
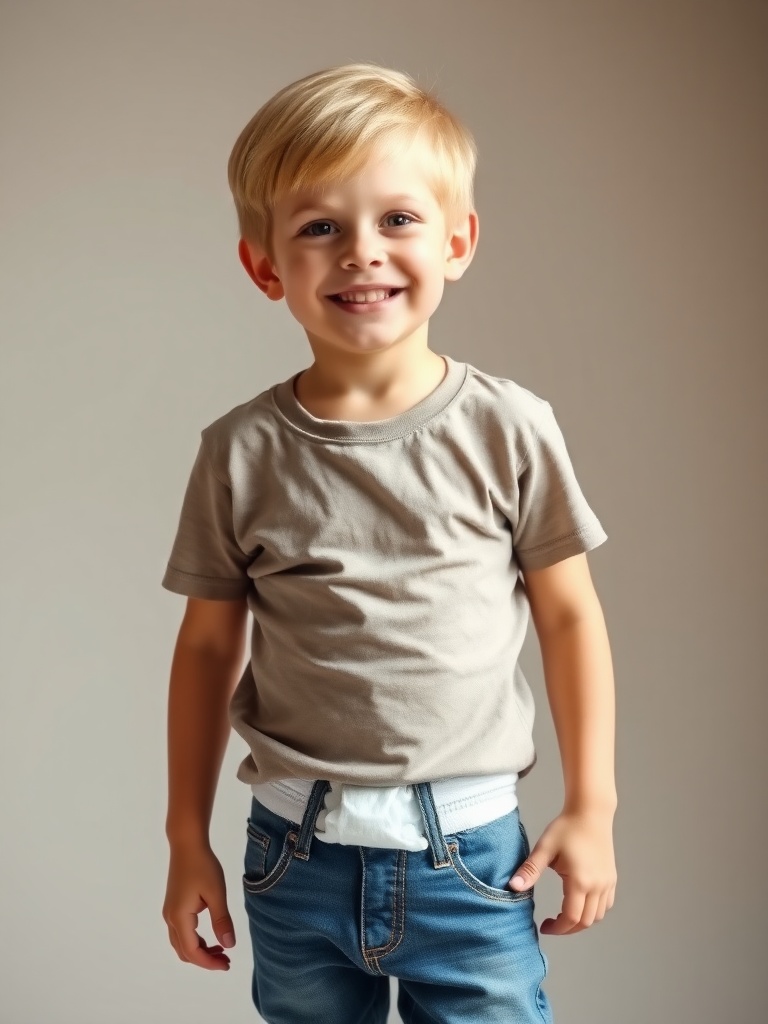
<box><xmin>227</xmin><ymin>63</ymin><xmax>477</xmax><ymax>253</ymax></box>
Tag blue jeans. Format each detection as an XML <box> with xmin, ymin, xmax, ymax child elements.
<box><xmin>243</xmin><ymin>781</ymin><xmax>553</xmax><ymax>1023</ymax></box>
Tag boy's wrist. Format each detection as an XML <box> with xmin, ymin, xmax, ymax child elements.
<box><xmin>562</xmin><ymin>793</ymin><xmax>618</xmax><ymax>818</ymax></box>
<box><xmin>166</xmin><ymin>817</ymin><xmax>211</xmax><ymax>849</ymax></box>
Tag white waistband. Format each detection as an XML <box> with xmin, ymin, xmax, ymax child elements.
<box><xmin>250</xmin><ymin>773</ymin><xmax>518</xmax><ymax>845</ymax></box>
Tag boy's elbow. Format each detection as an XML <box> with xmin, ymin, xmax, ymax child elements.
<box><xmin>522</xmin><ymin>552</ymin><xmax>603</xmax><ymax>638</ymax></box>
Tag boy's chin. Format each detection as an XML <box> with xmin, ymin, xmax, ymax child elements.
<box><xmin>302</xmin><ymin>327</ymin><xmax>429</xmax><ymax>356</ymax></box>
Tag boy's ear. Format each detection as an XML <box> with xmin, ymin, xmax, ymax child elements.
<box><xmin>238</xmin><ymin>239</ymin><xmax>285</xmax><ymax>300</ymax></box>
<box><xmin>444</xmin><ymin>210</ymin><xmax>479</xmax><ymax>282</ymax></box>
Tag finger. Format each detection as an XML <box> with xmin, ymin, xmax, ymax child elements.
<box><xmin>540</xmin><ymin>887</ymin><xmax>585</xmax><ymax>936</ymax></box>
<box><xmin>577</xmin><ymin>891</ymin><xmax>602</xmax><ymax>930</ymax></box>
<box><xmin>595</xmin><ymin>892</ymin><xmax>609</xmax><ymax>923</ymax></box>
<box><xmin>209</xmin><ymin>901</ymin><xmax>236</xmax><ymax>951</ymax></box>
<box><xmin>176</xmin><ymin>914</ymin><xmax>230</xmax><ymax>971</ymax></box>
<box><xmin>508</xmin><ymin>844</ymin><xmax>552</xmax><ymax>891</ymax></box>
<box><xmin>192</xmin><ymin>934</ymin><xmax>232</xmax><ymax>970</ymax></box>
<box><xmin>196</xmin><ymin>934</ymin><xmax>231</xmax><ymax>968</ymax></box>
<box><xmin>168</xmin><ymin>925</ymin><xmax>190</xmax><ymax>963</ymax></box>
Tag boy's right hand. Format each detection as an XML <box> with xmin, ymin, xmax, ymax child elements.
<box><xmin>163</xmin><ymin>842</ymin><xmax>236</xmax><ymax>971</ymax></box>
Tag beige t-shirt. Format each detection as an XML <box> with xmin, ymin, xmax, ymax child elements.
<box><xmin>161</xmin><ymin>355</ymin><xmax>607</xmax><ymax>787</ymax></box>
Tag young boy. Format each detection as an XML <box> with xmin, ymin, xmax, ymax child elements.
<box><xmin>161</xmin><ymin>63</ymin><xmax>617</xmax><ymax>1023</ymax></box>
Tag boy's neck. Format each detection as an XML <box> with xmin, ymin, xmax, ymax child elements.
<box><xmin>293</xmin><ymin>346</ymin><xmax>448</xmax><ymax>424</ymax></box>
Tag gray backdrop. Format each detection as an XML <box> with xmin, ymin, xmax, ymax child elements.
<box><xmin>2</xmin><ymin>1</ymin><xmax>766</xmax><ymax>1021</ymax></box>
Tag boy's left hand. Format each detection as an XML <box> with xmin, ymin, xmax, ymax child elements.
<box><xmin>507</xmin><ymin>809</ymin><xmax>617</xmax><ymax>934</ymax></box>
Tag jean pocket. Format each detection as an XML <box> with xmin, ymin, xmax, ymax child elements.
<box><xmin>446</xmin><ymin>808</ymin><xmax>534</xmax><ymax>903</ymax></box>
<box><xmin>243</xmin><ymin>801</ymin><xmax>299</xmax><ymax>895</ymax></box>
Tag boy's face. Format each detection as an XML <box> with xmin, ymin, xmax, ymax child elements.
<box><xmin>240</xmin><ymin>139</ymin><xmax>478</xmax><ymax>361</ymax></box>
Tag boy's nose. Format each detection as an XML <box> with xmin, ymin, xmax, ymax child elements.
<box><xmin>339</xmin><ymin>231</ymin><xmax>386</xmax><ymax>270</ymax></box>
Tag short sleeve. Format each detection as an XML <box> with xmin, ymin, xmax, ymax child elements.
<box><xmin>161</xmin><ymin>435</ymin><xmax>251</xmax><ymax>600</ymax></box>
<box><xmin>512</xmin><ymin>403</ymin><xmax>607</xmax><ymax>571</ymax></box>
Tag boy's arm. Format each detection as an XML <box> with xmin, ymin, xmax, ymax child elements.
<box><xmin>163</xmin><ymin>596</ymin><xmax>249</xmax><ymax>970</ymax></box>
<box><xmin>508</xmin><ymin>552</ymin><xmax>618</xmax><ymax>933</ymax></box>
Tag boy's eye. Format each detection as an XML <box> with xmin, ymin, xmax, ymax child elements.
<box><xmin>301</xmin><ymin>221</ymin><xmax>337</xmax><ymax>237</ymax></box>
<box><xmin>383</xmin><ymin>213</ymin><xmax>414</xmax><ymax>228</ymax></box>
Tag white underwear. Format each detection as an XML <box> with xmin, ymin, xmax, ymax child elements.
<box><xmin>251</xmin><ymin>773</ymin><xmax>518</xmax><ymax>851</ymax></box>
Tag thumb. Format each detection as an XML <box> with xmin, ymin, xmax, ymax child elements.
<box><xmin>209</xmin><ymin>899</ymin><xmax>236</xmax><ymax>949</ymax></box>
<box><xmin>508</xmin><ymin>844</ymin><xmax>551</xmax><ymax>891</ymax></box>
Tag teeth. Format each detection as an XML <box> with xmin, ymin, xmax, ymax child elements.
<box><xmin>337</xmin><ymin>289</ymin><xmax>392</xmax><ymax>303</ymax></box>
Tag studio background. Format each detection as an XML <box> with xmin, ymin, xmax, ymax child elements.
<box><xmin>1</xmin><ymin>1</ymin><xmax>766</xmax><ymax>1021</ymax></box>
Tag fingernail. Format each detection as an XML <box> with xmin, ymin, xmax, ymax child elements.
<box><xmin>511</xmin><ymin>876</ymin><xmax>524</xmax><ymax>888</ymax></box>
<box><xmin>222</xmin><ymin>933</ymin><xmax>235</xmax><ymax>948</ymax></box>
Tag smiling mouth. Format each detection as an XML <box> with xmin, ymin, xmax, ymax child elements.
<box><xmin>329</xmin><ymin>288</ymin><xmax>404</xmax><ymax>304</ymax></box>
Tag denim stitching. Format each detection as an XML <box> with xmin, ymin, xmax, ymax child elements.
<box><xmin>359</xmin><ymin>849</ymin><xmax>381</xmax><ymax>975</ymax></box>
<box><xmin>245</xmin><ymin>824</ymin><xmax>270</xmax><ymax>855</ymax></box>
<box><xmin>535</xmin><ymin>950</ymin><xmax>550</xmax><ymax>1022</ymax></box>
<box><xmin>244</xmin><ymin>826</ymin><xmax>270</xmax><ymax>879</ymax></box>
<box><xmin>518</xmin><ymin>817</ymin><xmax>531</xmax><ymax>858</ymax></box>
<box><xmin>414</xmin><ymin>785</ymin><xmax>451</xmax><ymax>868</ymax></box>
<box><xmin>360</xmin><ymin>849</ymin><xmax>407</xmax><ymax>974</ymax></box>
<box><xmin>447</xmin><ymin>842</ymin><xmax>534</xmax><ymax>903</ymax></box>
<box><xmin>294</xmin><ymin>780</ymin><xmax>330</xmax><ymax>860</ymax></box>
<box><xmin>242</xmin><ymin>832</ymin><xmax>298</xmax><ymax>894</ymax></box>
<box><xmin>364</xmin><ymin>849</ymin><xmax>407</xmax><ymax>961</ymax></box>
